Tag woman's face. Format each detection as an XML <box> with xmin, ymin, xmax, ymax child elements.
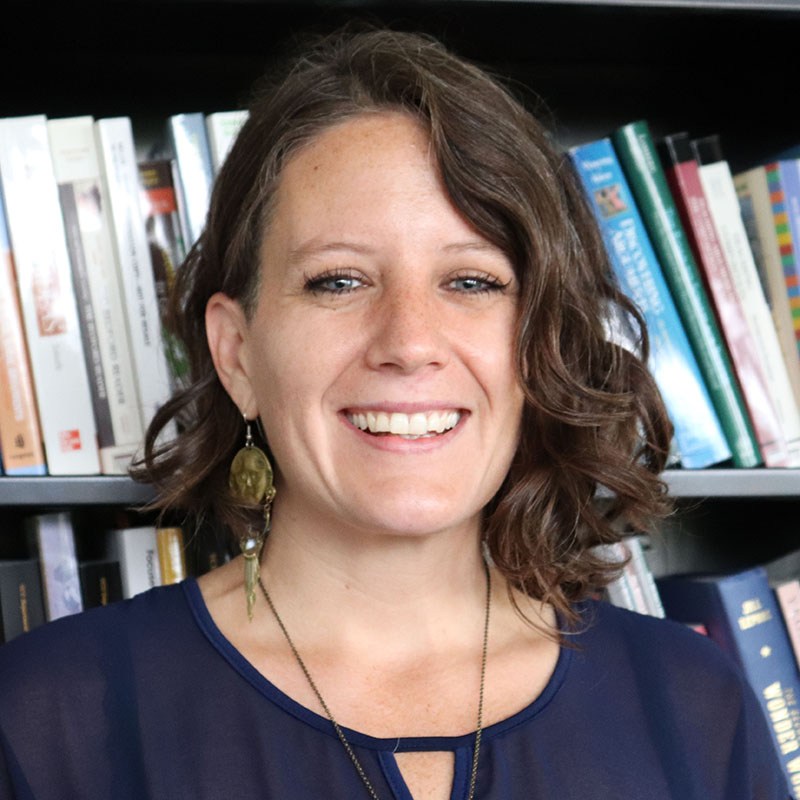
<box><xmin>227</xmin><ymin>112</ymin><xmax>524</xmax><ymax>539</ymax></box>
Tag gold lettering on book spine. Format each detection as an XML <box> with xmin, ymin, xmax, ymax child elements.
<box><xmin>763</xmin><ymin>682</ymin><xmax>800</xmax><ymax>755</ymax></box>
<box><xmin>18</xmin><ymin>582</ymin><xmax>29</xmax><ymax>631</ymax></box>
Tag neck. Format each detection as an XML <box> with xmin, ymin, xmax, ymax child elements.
<box><xmin>258</xmin><ymin>501</ymin><xmax>490</xmax><ymax>657</ymax></box>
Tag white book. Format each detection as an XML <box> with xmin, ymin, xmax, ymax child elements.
<box><xmin>95</xmin><ymin>117</ymin><xmax>173</xmax><ymax>435</ymax></box>
<box><xmin>0</xmin><ymin>114</ymin><xmax>100</xmax><ymax>475</ymax></box>
<box><xmin>697</xmin><ymin>158</ymin><xmax>800</xmax><ymax>465</ymax></box>
<box><xmin>48</xmin><ymin>115</ymin><xmax>145</xmax><ymax>474</ymax></box>
<box><xmin>28</xmin><ymin>511</ymin><xmax>83</xmax><ymax>621</ymax></box>
<box><xmin>106</xmin><ymin>526</ymin><xmax>162</xmax><ymax>598</ymax></box>
<box><xmin>626</xmin><ymin>536</ymin><xmax>665</xmax><ymax>618</ymax></box>
<box><xmin>594</xmin><ymin>543</ymin><xmax>638</xmax><ymax>613</ymax></box>
<box><xmin>167</xmin><ymin>112</ymin><xmax>214</xmax><ymax>248</ymax></box>
<box><xmin>206</xmin><ymin>110</ymin><xmax>248</xmax><ymax>175</ymax></box>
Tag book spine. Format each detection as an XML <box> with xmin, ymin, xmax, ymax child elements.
<box><xmin>658</xmin><ymin>568</ymin><xmax>800</xmax><ymax>795</ymax></box>
<box><xmin>48</xmin><ymin>116</ymin><xmax>145</xmax><ymax>474</ymax></box>
<box><xmin>78</xmin><ymin>560</ymin><xmax>123</xmax><ymax>608</ymax></box>
<box><xmin>57</xmin><ymin>182</ymin><xmax>114</xmax><ymax>451</ymax></box>
<box><xmin>137</xmin><ymin>160</ymin><xmax>190</xmax><ymax>386</ymax></box>
<box><xmin>95</xmin><ymin>117</ymin><xmax>173</xmax><ymax>432</ymax></box>
<box><xmin>661</xmin><ymin>147</ymin><xmax>786</xmax><ymax>466</ymax></box>
<box><xmin>0</xmin><ymin>560</ymin><xmax>46</xmax><ymax>643</ymax></box>
<box><xmin>156</xmin><ymin>527</ymin><xmax>187</xmax><ymax>585</ymax></box>
<box><xmin>612</xmin><ymin>121</ymin><xmax>760</xmax><ymax>468</ymax></box>
<box><xmin>626</xmin><ymin>536</ymin><xmax>665</xmax><ymax>618</ymax></box>
<box><xmin>777</xmin><ymin>160</ymin><xmax>800</xmax><ymax>373</ymax></box>
<box><xmin>731</xmin><ymin>166</ymin><xmax>800</xmax><ymax>464</ymax></box>
<box><xmin>206</xmin><ymin>110</ymin><xmax>249</xmax><ymax>174</ymax></box>
<box><xmin>106</xmin><ymin>526</ymin><xmax>162</xmax><ymax>599</ymax></box>
<box><xmin>168</xmin><ymin>112</ymin><xmax>214</xmax><ymax>248</ymax></box>
<box><xmin>569</xmin><ymin>137</ymin><xmax>731</xmax><ymax>469</ymax></box>
<box><xmin>29</xmin><ymin>511</ymin><xmax>83</xmax><ymax>621</ymax></box>
<box><xmin>0</xmin><ymin>189</ymin><xmax>46</xmax><ymax>475</ymax></box>
<box><xmin>0</xmin><ymin>115</ymin><xmax>100</xmax><ymax>475</ymax></box>
<box><xmin>775</xmin><ymin>580</ymin><xmax>800</xmax><ymax>673</ymax></box>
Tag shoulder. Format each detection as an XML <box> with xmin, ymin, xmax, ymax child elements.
<box><xmin>573</xmin><ymin>599</ymin><xmax>751</xmax><ymax>700</ymax></box>
<box><xmin>0</xmin><ymin>582</ymin><xmax>192</xmax><ymax>706</ymax></box>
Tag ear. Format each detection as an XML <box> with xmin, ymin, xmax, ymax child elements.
<box><xmin>205</xmin><ymin>292</ymin><xmax>258</xmax><ymax>418</ymax></box>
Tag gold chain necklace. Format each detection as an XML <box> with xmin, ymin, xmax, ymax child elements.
<box><xmin>257</xmin><ymin>561</ymin><xmax>491</xmax><ymax>800</ymax></box>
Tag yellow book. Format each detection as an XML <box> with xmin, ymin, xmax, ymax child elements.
<box><xmin>156</xmin><ymin>527</ymin><xmax>186</xmax><ymax>585</ymax></box>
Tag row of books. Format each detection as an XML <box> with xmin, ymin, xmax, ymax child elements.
<box><xmin>0</xmin><ymin>109</ymin><xmax>249</xmax><ymax>477</ymax></box>
<box><xmin>602</xmin><ymin>538</ymin><xmax>800</xmax><ymax>795</ymax></box>
<box><xmin>0</xmin><ymin>512</ymin><xmax>193</xmax><ymax>644</ymax></box>
<box><xmin>571</xmin><ymin>123</ymin><xmax>800</xmax><ymax>470</ymax></box>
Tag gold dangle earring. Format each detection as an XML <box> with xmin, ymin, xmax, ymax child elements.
<box><xmin>229</xmin><ymin>413</ymin><xmax>276</xmax><ymax>621</ymax></box>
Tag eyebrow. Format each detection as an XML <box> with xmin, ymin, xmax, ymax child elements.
<box><xmin>287</xmin><ymin>238</ymin><xmax>504</xmax><ymax>266</ymax></box>
<box><xmin>286</xmin><ymin>240</ymin><xmax>375</xmax><ymax>267</ymax></box>
<box><xmin>440</xmin><ymin>241</ymin><xmax>505</xmax><ymax>256</ymax></box>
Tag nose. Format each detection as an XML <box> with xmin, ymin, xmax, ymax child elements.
<box><xmin>364</xmin><ymin>284</ymin><xmax>450</xmax><ymax>374</ymax></box>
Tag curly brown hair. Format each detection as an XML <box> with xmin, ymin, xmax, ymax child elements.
<box><xmin>132</xmin><ymin>27</ymin><xmax>673</xmax><ymax>626</ymax></box>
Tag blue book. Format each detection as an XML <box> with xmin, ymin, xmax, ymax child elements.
<box><xmin>570</xmin><ymin>139</ymin><xmax>731</xmax><ymax>469</ymax></box>
<box><xmin>166</xmin><ymin>113</ymin><xmax>215</xmax><ymax>250</ymax></box>
<box><xmin>657</xmin><ymin>567</ymin><xmax>800</xmax><ymax>794</ymax></box>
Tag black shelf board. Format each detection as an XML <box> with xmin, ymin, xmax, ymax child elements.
<box><xmin>0</xmin><ymin>477</ymin><xmax>155</xmax><ymax>507</ymax></box>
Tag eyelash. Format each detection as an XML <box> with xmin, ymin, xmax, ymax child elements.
<box><xmin>303</xmin><ymin>269</ymin><xmax>510</xmax><ymax>296</ymax></box>
<box><xmin>447</xmin><ymin>273</ymin><xmax>509</xmax><ymax>294</ymax></box>
<box><xmin>304</xmin><ymin>269</ymin><xmax>364</xmax><ymax>295</ymax></box>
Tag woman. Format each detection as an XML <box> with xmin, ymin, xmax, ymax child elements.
<box><xmin>0</xmin><ymin>28</ymin><xmax>788</xmax><ymax>800</ymax></box>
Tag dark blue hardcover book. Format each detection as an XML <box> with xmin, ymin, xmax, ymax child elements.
<box><xmin>657</xmin><ymin>567</ymin><xmax>800</xmax><ymax>796</ymax></box>
<box><xmin>569</xmin><ymin>138</ymin><xmax>731</xmax><ymax>469</ymax></box>
<box><xmin>0</xmin><ymin>559</ymin><xmax>46</xmax><ymax>644</ymax></box>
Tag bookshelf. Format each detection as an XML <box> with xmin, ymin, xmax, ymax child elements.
<box><xmin>2</xmin><ymin>0</ymin><xmax>800</xmax><ymax>571</ymax></box>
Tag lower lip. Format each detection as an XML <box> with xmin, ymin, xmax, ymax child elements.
<box><xmin>340</xmin><ymin>413</ymin><xmax>466</xmax><ymax>452</ymax></box>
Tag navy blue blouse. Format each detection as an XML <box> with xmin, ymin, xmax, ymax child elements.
<box><xmin>0</xmin><ymin>578</ymin><xmax>790</xmax><ymax>799</ymax></box>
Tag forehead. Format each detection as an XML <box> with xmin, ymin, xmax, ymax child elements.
<box><xmin>260</xmin><ymin>112</ymin><xmax>483</xmax><ymax>261</ymax></box>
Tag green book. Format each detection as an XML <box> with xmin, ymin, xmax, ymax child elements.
<box><xmin>612</xmin><ymin>120</ymin><xmax>761</xmax><ymax>468</ymax></box>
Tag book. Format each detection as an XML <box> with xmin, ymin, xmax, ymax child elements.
<box><xmin>105</xmin><ymin>526</ymin><xmax>161</xmax><ymax>599</ymax></box>
<box><xmin>657</xmin><ymin>567</ymin><xmax>800</xmax><ymax>793</ymax></box>
<box><xmin>79</xmin><ymin>559</ymin><xmax>123</xmax><ymax>608</ymax></box>
<box><xmin>0</xmin><ymin>182</ymin><xmax>46</xmax><ymax>475</ymax></box>
<box><xmin>775</xmin><ymin>580</ymin><xmax>800</xmax><ymax>673</ymax></box>
<box><xmin>778</xmin><ymin>159</ymin><xmax>800</xmax><ymax>362</ymax></box>
<box><xmin>626</xmin><ymin>535</ymin><xmax>665</xmax><ymax>618</ymax></box>
<box><xmin>0</xmin><ymin>559</ymin><xmax>46</xmax><ymax>643</ymax></box>
<box><xmin>26</xmin><ymin>511</ymin><xmax>83</xmax><ymax>621</ymax></box>
<box><xmin>611</xmin><ymin>121</ymin><xmax>761</xmax><ymax>468</ymax></box>
<box><xmin>206</xmin><ymin>110</ymin><xmax>248</xmax><ymax>174</ymax></box>
<box><xmin>156</xmin><ymin>526</ymin><xmax>187</xmax><ymax>585</ymax></box>
<box><xmin>735</xmin><ymin>163</ymin><xmax>800</xmax><ymax>411</ymax></box>
<box><xmin>48</xmin><ymin>115</ymin><xmax>145</xmax><ymax>474</ymax></box>
<box><xmin>693</xmin><ymin>135</ymin><xmax>800</xmax><ymax>466</ymax></box>
<box><xmin>597</xmin><ymin>542</ymin><xmax>650</xmax><ymax>614</ymax></box>
<box><xmin>164</xmin><ymin>112</ymin><xmax>214</xmax><ymax>249</ymax></box>
<box><xmin>659</xmin><ymin>133</ymin><xmax>788</xmax><ymax>467</ymax></box>
<box><xmin>95</xmin><ymin>117</ymin><xmax>173</xmax><ymax>434</ymax></box>
<box><xmin>570</xmin><ymin>137</ymin><xmax>731</xmax><ymax>469</ymax></box>
<box><xmin>137</xmin><ymin>159</ymin><xmax>190</xmax><ymax>386</ymax></box>
<box><xmin>0</xmin><ymin>115</ymin><xmax>101</xmax><ymax>475</ymax></box>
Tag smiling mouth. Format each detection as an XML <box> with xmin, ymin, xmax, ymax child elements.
<box><xmin>345</xmin><ymin>410</ymin><xmax>462</xmax><ymax>440</ymax></box>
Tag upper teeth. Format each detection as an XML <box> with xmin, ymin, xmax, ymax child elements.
<box><xmin>347</xmin><ymin>410</ymin><xmax>461</xmax><ymax>435</ymax></box>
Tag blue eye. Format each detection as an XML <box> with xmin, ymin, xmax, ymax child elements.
<box><xmin>305</xmin><ymin>272</ymin><xmax>364</xmax><ymax>294</ymax></box>
<box><xmin>448</xmin><ymin>274</ymin><xmax>507</xmax><ymax>294</ymax></box>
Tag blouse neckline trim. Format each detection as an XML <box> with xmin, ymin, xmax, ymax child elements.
<box><xmin>182</xmin><ymin>576</ymin><xmax>573</xmax><ymax>751</ymax></box>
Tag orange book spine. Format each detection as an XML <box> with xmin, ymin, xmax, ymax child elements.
<box><xmin>0</xmin><ymin>200</ymin><xmax>46</xmax><ymax>475</ymax></box>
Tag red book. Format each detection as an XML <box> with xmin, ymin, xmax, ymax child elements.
<box><xmin>659</xmin><ymin>133</ymin><xmax>787</xmax><ymax>467</ymax></box>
